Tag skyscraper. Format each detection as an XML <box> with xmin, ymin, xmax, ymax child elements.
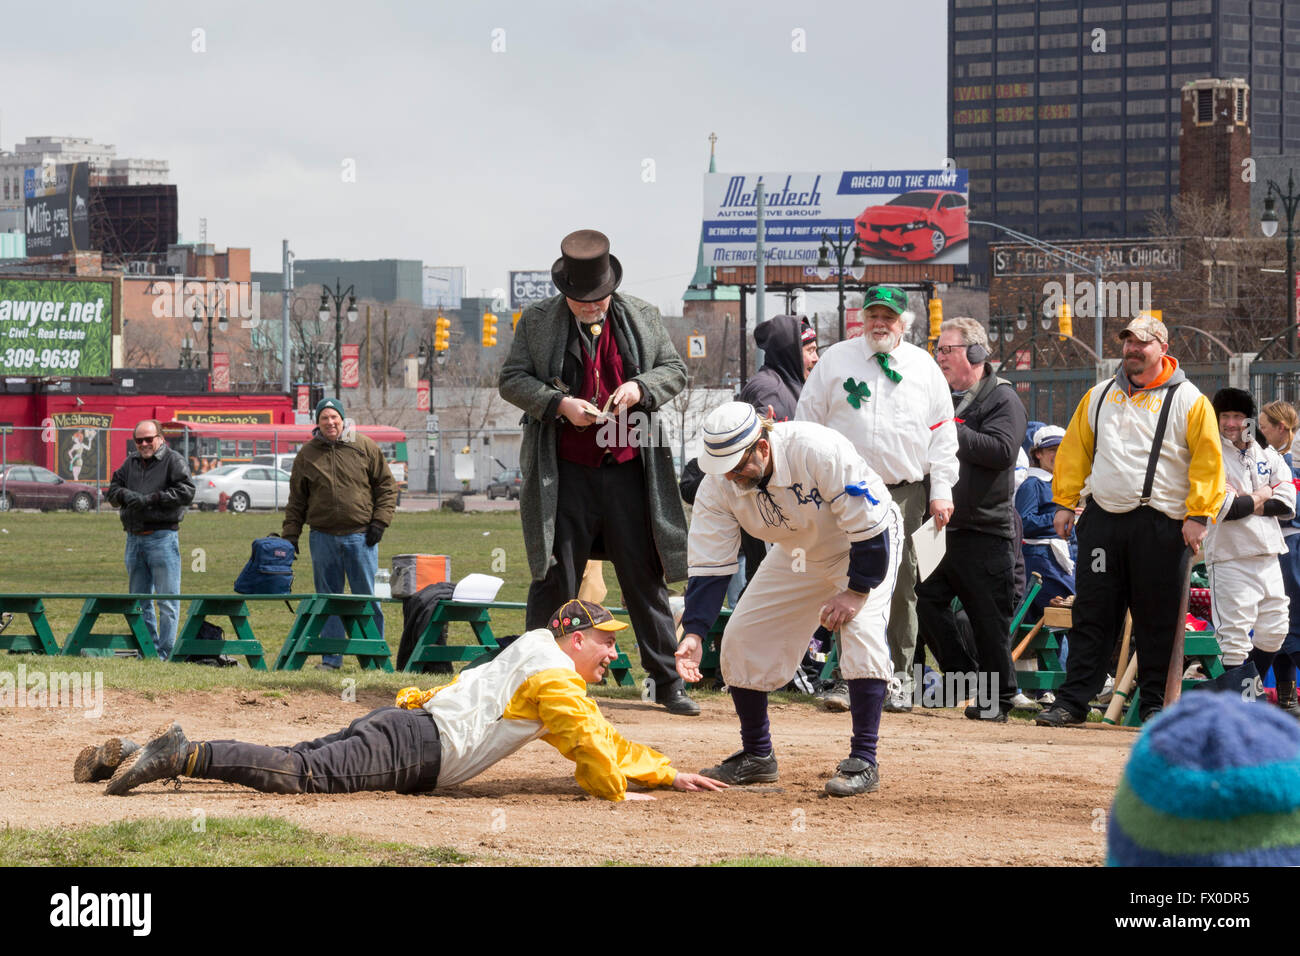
<box><xmin>949</xmin><ymin>0</ymin><xmax>1300</xmax><ymax>284</ymax></box>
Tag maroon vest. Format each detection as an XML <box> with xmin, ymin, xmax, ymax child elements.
<box><xmin>557</xmin><ymin>324</ymin><xmax>640</xmax><ymax>467</ymax></box>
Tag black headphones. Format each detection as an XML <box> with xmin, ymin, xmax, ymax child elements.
<box><xmin>966</xmin><ymin>342</ymin><xmax>989</xmax><ymax>365</ymax></box>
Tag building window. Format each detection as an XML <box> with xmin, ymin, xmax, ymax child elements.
<box><xmin>1084</xmin><ymin>101</ymin><xmax>1122</xmax><ymax>117</ymax></box>
<box><xmin>997</xmin><ymin>35</ymin><xmax>1036</xmax><ymax>52</ymax></box>
<box><xmin>1000</xmin><ymin>151</ymin><xmax>1034</xmax><ymax>168</ymax></box>
<box><xmin>997</xmin><ymin>176</ymin><xmax>1035</xmax><ymax>192</ymax></box>
<box><xmin>1127</xmin><ymin>1</ymin><xmax>1168</xmax><ymax>16</ymax></box>
<box><xmin>955</xmin><ymin>132</ymin><xmax>993</xmax><ymax>148</ymax></box>
<box><xmin>1040</xmin><ymin>126</ymin><xmax>1079</xmax><ymax>143</ymax></box>
<box><xmin>1127</xmin><ymin>50</ymin><xmax>1167</xmax><ymax>67</ymax></box>
<box><xmin>1257</xmin><ymin>50</ymin><xmax>1281</xmax><ymax>67</ymax></box>
<box><xmin>1039</xmin><ymin>173</ymin><xmax>1078</xmax><ymax>190</ymax></box>
<box><xmin>1128</xmin><ymin>146</ymin><xmax>1167</xmax><ymax>162</ymax></box>
<box><xmin>1129</xmin><ymin>194</ymin><xmax>1166</xmax><ymax>211</ymax></box>
<box><xmin>955</xmin><ymin>15</ymin><xmax>992</xmax><ymax>29</ymax></box>
<box><xmin>1041</xmin><ymin>150</ymin><xmax>1077</xmax><ymax>166</ymax></box>
<box><xmin>997</xmin><ymin>199</ymin><xmax>1036</xmax><ymax>214</ymax></box>
<box><xmin>1084</xmin><ymin>77</ymin><xmax>1121</xmax><ymax>94</ymax></box>
<box><xmin>1084</xmin><ymin>171</ymin><xmax>1122</xmax><ymax>189</ymax></box>
<box><xmin>1171</xmin><ymin>0</ymin><xmax>1211</xmax><ymax>12</ymax></box>
<box><xmin>1126</xmin><ymin>97</ymin><xmax>1167</xmax><ymax>114</ymax></box>
<box><xmin>1127</xmin><ymin>170</ymin><xmax>1165</xmax><ymax>187</ymax></box>
<box><xmin>996</xmin><ymin>128</ymin><xmax>1036</xmax><ymax>145</ymax></box>
<box><xmin>1207</xmin><ymin>263</ymin><xmax>1239</xmax><ymax>307</ymax></box>
<box><xmin>962</xmin><ymin>155</ymin><xmax>992</xmax><ymax>169</ymax></box>
<box><xmin>1236</xmin><ymin>88</ymin><xmax>1248</xmax><ymax>122</ymax></box>
<box><xmin>953</xmin><ymin>0</ymin><xmax>992</xmax><ymax>6</ymax></box>
<box><xmin>955</xmin><ymin>38</ymin><xmax>993</xmax><ymax>54</ymax></box>
<box><xmin>1083</xmin><ymin>5</ymin><xmax>1122</xmax><ymax>21</ymax></box>
<box><xmin>1127</xmin><ymin>26</ymin><xmax>1167</xmax><ymax>43</ymax></box>
<box><xmin>1039</xmin><ymin>31</ymin><xmax>1078</xmax><ymax>49</ymax></box>
<box><xmin>1039</xmin><ymin>79</ymin><xmax>1077</xmax><ymax>95</ymax></box>
<box><xmin>998</xmin><ymin>11</ymin><xmax>1035</xmax><ymax>27</ymax></box>
<box><xmin>1040</xmin><ymin>198</ymin><xmax>1078</xmax><ymax>213</ymax></box>
<box><xmin>1084</xmin><ymin>197</ymin><xmax>1121</xmax><ymax>212</ymax></box>
<box><xmin>1083</xmin><ymin>53</ymin><xmax>1122</xmax><ymax>70</ymax></box>
<box><xmin>1039</xmin><ymin>8</ymin><xmax>1078</xmax><ymax>24</ymax></box>
<box><xmin>1082</xmin><ymin>150</ymin><xmax>1121</xmax><ymax>166</ymax></box>
<box><xmin>1040</xmin><ymin>56</ymin><xmax>1078</xmax><ymax>72</ymax></box>
<box><xmin>1080</xmin><ymin>124</ymin><xmax>1120</xmax><ymax>140</ymax></box>
<box><xmin>1172</xmin><ymin>47</ymin><xmax>1212</xmax><ymax>64</ymax></box>
<box><xmin>998</xmin><ymin>58</ymin><xmax>1036</xmax><ymax>74</ymax></box>
<box><xmin>1195</xmin><ymin>89</ymin><xmax>1213</xmax><ymax>123</ymax></box>
<box><xmin>1172</xmin><ymin>23</ymin><xmax>1212</xmax><ymax>40</ymax></box>
<box><xmin>1127</xmin><ymin>122</ymin><xmax>1168</xmax><ymax>139</ymax></box>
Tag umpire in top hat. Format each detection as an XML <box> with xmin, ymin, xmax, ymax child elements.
<box><xmin>499</xmin><ymin>229</ymin><xmax>698</xmax><ymax>715</ymax></box>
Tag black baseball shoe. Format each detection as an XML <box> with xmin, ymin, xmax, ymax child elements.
<box><xmin>659</xmin><ymin>687</ymin><xmax>700</xmax><ymax>716</ymax></box>
<box><xmin>105</xmin><ymin>722</ymin><xmax>192</xmax><ymax>796</ymax></box>
<box><xmin>73</xmin><ymin>737</ymin><xmax>140</xmax><ymax>783</ymax></box>
<box><xmin>964</xmin><ymin>704</ymin><xmax>1009</xmax><ymax>722</ymax></box>
<box><xmin>824</xmin><ymin>757</ymin><xmax>880</xmax><ymax>797</ymax></box>
<box><xmin>1034</xmin><ymin>704</ymin><xmax>1085</xmax><ymax>727</ymax></box>
<box><xmin>700</xmin><ymin>750</ymin><xmax>778</xmax><ymax>785</ymax></box>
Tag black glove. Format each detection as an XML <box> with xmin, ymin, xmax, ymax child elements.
<box><xmin>281</xmin><ymin>535</ymin><xmax>299</xmax><ymax>556</ymax></box>
<box><xmin>119</xmin><ymin>489</ymin><xmax>145</xmax><ymax>507</ymax></box>
<box><xmin>364</xmin><ymin>522</ymin><xmax>385</xmax><ymax>547</ymax></box>
<box><xmin>146</xmin><ymin>491</ymin><xmax>163</xmax><ymax>507</ymax></box>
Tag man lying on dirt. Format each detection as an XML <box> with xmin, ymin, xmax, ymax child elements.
<box><xmin>83</xmin><ymin>599</ymin><xmax>727</xmax><ymax>802</ymax></box>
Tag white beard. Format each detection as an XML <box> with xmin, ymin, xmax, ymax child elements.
<box><xmin>868</xmin><ymin>330</ymin><xmax>901</xmax><ymax>354</ymax></box>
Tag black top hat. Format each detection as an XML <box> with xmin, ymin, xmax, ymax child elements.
<box><xmin>551</xmin><ymin>229</ymin><xmax>623</xmax><ymax>302</ymax></box>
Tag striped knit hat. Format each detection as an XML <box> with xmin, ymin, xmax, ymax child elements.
<box><xmin>1107</xmin><ymin>692</ymin><xmax>1300</xmax><ymax>866</ymax></box>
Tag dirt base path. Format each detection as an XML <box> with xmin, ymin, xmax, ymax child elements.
<box><xmin>0</xmin><ymin>690</ymin><xmax>1133</xmax><ymax>865</ymax></box>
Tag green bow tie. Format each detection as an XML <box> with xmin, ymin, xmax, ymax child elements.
<box><xmin>875</xmin><ymin>352</ymin><xmax>902</xmax><ymax>384</ymax></box>
<box><xmin>843</xmin><ymin>378</ymin><xmax>871</xmax><ymax>408</ymax></box>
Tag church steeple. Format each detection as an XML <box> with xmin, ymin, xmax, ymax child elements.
<box><xmin>685</xmin><ymin>132</ymin><xmax>739</xmax><ymax>302</ymax></box>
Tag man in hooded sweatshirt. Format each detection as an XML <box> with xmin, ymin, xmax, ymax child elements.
<box><xmin>740</xmin><ymin>315</ymin><xmax>818</xmax><ymax>422</ymax></box>
<box><xmin>1036</xmin><ymin>314</ymin><xmax>1224</xmax><ymax>728</ymax></box>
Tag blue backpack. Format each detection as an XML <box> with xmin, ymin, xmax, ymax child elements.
<box><xmin>234</xmin><ymin>537</ymin><xmax>295</xmax><ymax>595</ymax></box>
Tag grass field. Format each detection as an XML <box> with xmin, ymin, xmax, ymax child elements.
<box><xmin>0</xmin><ymin>508</ymin><xmax>667</xmax><ymax>695</ymax></box>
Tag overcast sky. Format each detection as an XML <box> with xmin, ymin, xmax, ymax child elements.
<box><xmin>1</xmin><ymin>0</ymin><xmax>948</xmax><ymax>315</ymax></box>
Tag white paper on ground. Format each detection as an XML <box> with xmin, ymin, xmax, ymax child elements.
<box><xmin>452</xmin><ymin>573</ymin><xmax>504</xmax><ymax>603</ymax></box>
<box><xmin>911</xmin><ymin>517</ymin><xmax>947</xmax><ymax>583</ymax></box>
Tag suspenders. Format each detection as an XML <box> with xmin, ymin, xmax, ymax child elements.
<box><xmin>1090</xmin><ymin>378</ymin><xmax>1182</xmax><ymax>507</ymax></box>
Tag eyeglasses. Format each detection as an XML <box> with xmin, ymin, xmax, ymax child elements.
<box><xmin>934</xmin><ymin>345</ymin><xmax>964</xmax><ymax>356</ymax></box>
<box><xmin>726</xmin><ymin>441</ymin><xmax>760</xmax><ymax>477</ymax></box>
<box><xmin>133</xmin><ymin>435</ymin><xmax>159</xmax><ymax>445</ymax></box>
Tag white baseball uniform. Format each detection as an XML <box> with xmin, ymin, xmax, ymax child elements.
<box><xmin>1206</xmin><ymin>439</ymin><xmax>1296</xmax><ymax>666</ymax></box>
<box><xmin>687</xmin><ymin>421</ymin><xmax>902</xmax><ymax>690</ymax></box>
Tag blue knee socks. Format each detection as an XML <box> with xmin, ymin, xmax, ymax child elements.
<box><xmin>848</xmin><ymin>678</ymin><xmax>887</xmax><ymax>766</ymax></box>
<box><xmin>730</xmin><ymin>687</ymin><xmax>771</xmax><ymax>756</ymax></box>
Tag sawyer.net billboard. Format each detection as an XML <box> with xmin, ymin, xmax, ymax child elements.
<box><xmin>702</xmin><ymin>169</ymin><xmax>969</xmax><ymax>267</ymax></box>
<box><xmin>24</xmin><ymin>162</ymin><xmax>91</xmax><ymax>257</ymax></box>
<box><xmin>0</xmin><ymin>277</ymin><xmax>115</xmax><ymax>377</ymax></box>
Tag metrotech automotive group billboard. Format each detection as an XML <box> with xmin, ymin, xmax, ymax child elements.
<box><xmin>0</xmin><ymin>277</ymin><xmax>116</xmax><ymax>377</ymax></box>
<box><xmin>702</xmin><ymin>169</ymin><xmax>969</xmax><ymax>267</ymax></box>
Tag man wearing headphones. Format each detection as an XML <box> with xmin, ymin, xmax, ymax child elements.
<box><xmin>917</xmin><ymin>317</ymin><xmax>1027</xmax><ymax>720</ymax></box>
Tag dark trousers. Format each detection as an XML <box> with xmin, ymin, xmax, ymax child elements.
<box><xmin>198</xmin><ymin>707</ymin><xmax>441</xmax><ymax>794</ymax></box>
<box><xmin>525</xmin><ymin>456</ymin><xmax>682</xmax><ymax>698</ymax></box>
<box><xmin>916</xmin><ymin>529</ymin><xmax>1019</xmax><ymax>710</ymax></box>
<box><xmin>1054</xmin><ymin>504</ymin><xmax>1184</xmax><ymax>718</ymax></box>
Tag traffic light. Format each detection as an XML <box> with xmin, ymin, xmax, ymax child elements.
<box><xmin>481</xmin><ymin>312</ymin><xmax>498</xmax><ymax>347</ymax></box>
<box><xmin>928</xmin><ymin>297</ymin><xmax>943</xmax><ymax>345</ymax></box>
<box><xmin>512</xmin><ymin>311</ymin><xmax>522</xmax><ymax>331</ymax></box>
<box><xmin>434</xmin><ymin>314</ymin><xmax>450</xmax><ymax>352</ymax></box>
<box><xmin>1059</xmin><ymin>301</ymin><xmax>1072</xmax><ymax>341</ymax></box>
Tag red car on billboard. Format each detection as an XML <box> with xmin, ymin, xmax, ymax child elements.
<box><xmin>854</xmin><ymin>190</ymin><xmax>968</xmax><ymax>262</ymax></box>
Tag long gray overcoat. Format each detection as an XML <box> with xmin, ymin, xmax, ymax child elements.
<box><xmin>498</xmin><ymin>292</ymin><xmax>689</xmax><ymax>583</ymax></box>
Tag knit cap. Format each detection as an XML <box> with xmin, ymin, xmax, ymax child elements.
<box><xmin>1107</xmin><ymin>691</ymin><xmax>1300</xmax><ymax>866</ymax></box>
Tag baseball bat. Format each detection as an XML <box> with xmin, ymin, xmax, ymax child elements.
<box><xmin>1103</xmin><ymin>652</ymin><xmax>1139</xmax><ymax>725</ymax></box>
<box><xmin>1162</xmin><ymin>546</ymin><xmax>1197</xmax><ymax>709</ymax></box>
<box><xmin>1011</xmin><ymin>618</ymin><xmax>1045</xmax><ymax>663</ymax></box>
<box><xmin>1114</xmin><ymin>611</ymin><xmax>1133</xmax><ymax>691</ymax></box>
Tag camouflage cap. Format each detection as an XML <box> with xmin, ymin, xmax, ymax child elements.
<box><xmin>1119</xmin><ymin>313</ymin><xmax>1168</xmax><ymax>344</ymax></box>
<box><xmin>861</xmin><ymin>285</ymin><xmax>908</xmax><ymax>316</ymax></box>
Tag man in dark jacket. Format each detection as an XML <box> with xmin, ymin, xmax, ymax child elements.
<box><xmin>106</xmin><ymin>419</ymin><xmax>196</xmax><ymax>660</ymax></box>
<box><xmin>499</xmin><ymin>229</ymin><xmax>697</xmax><ymax>716</ymax></box>
<box><xmin>740</xmin><ymin>316</ymin><xmax>818</xmax><ymax>422</ymax></box>
<box><xmin>916</xmin><ymin>318</ymin><xmax>1026</xmax><ymax>719</ymax></box>
<box><xmin>282</xmin><ymin>398</ymin><xmax>399</xmax><ymax>669</ymax></box>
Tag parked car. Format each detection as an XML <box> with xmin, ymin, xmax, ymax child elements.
<box><xmin>250</xmin><ymin>453</ymin><xmax>298</xmax><ymax>472</ymax></box>
<box><xmin>0</xmin><ymin>465</ymin><xmax>102</xmax><ymax>513</ymax></box>
<box><xmin>485</xmin><ymin>468</ymin><xmax>523</xmax><ymax>500</ymax></box>
<box><xmin>854</xmin><ymin>189</ymin><xmax>969</xmax><ymax>262</ymax></box>
<box><xmin>193</xmin><ymin>464</ymin><xmax>293</xmax><ymax>513</ymax></box>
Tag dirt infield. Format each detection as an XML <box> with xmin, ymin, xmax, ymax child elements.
<box><xmin>0</xmin><ymin>689</ymin><xmax>1134</xmax><ymax>865</ymax></box>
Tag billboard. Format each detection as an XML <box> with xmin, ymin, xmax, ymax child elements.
<box><xmin>423</xmin><ymin>266</ymin><xmax>464</xmax><ymax>309</ymax></box>
<box><xmin>0</xmin><ymin>277</ymin><xmax>114</xmax><ymax>377</ymax></box>
<box><xmin>702</xmin><ymin>169</ymin><xmax>969</xmax><ymax>267</ymax></box>
<box><xmin>52</xmin><ymin>412</ymin><xmax>112</xmax><ymax>482</ymax></box>
<box><xmin>25</xmin><ymin>162</ymin><xmax>91</xmax><ymax>257</ymax></box>
<box><xmin>510</xmin><ymin>270</ymin><xmax>559</xmax><ymax>309</ymax></box>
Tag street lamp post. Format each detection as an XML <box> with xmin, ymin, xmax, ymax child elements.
<box><xmin>1260</xmin><ymin>170</ymin><xmax>1299</xmax><ymax>358</ymax></box>
<box><xmin>987</xmin><ymin>300</ymin><xmax>1050</xmax><ymax>365</ymax></box>
<box><xmin>815</xmin><ymin>226</ymin><xmax>867</xmax><ymax>341</ymax></box>
<box><xmin>190</xmin><ymin>291</ymin><xmax>229</xmax><ymax>379</ymax></box>
<box><xmin>318</xmin><ymin>280</ymin><xmax>358</xmax><ymax>399</ymax></box>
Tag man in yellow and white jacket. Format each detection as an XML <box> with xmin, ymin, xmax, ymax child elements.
<box><xmin>1035</xmin><ymin>314</ymin><xmax>1224</xmax><ymax>728</ymax></box>
<box><xmin>98</xmin><ymin>599</ymin><xmax>727</xmax><ymax>801</ymax></box>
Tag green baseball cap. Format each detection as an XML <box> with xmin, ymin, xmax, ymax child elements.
<box><xmin>862</xmin><ymin>286</ymin><xmax>908</xmax><ymax>316</ymax></box>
